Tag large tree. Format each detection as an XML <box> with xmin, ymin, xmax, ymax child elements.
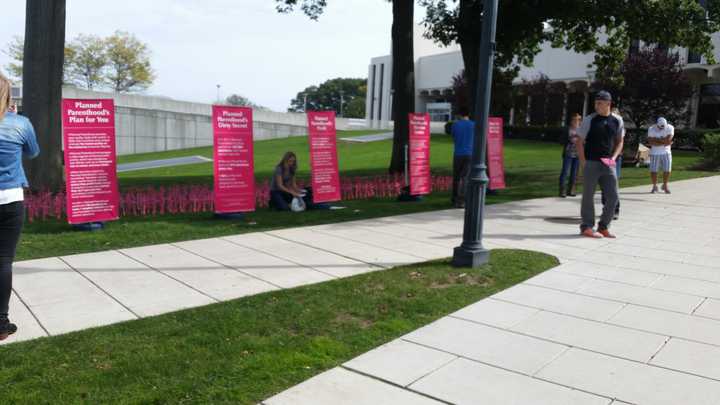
<box><xmin>421</xmin><ymin>0</ymin><xmax>719</xmax><ymax>119</ymax></box>
<box><xmin>65</xmin><ymin>34</ymin><xmax>108</xmax><ymax>90</ymax></box>
<box><xmin>23</xmin><ymin>0</ymin><xmax>66</xmax><ymax>191</ymax></box>
<box><xmin>7</xmin><ymin>32</ymin><xmax>154</xmax><ymax>92</ymax></box>
<box><xmin>105</xmin><ymin>31</ymin><xmax>155</xmax><ymax>92</ymax></box>
<box><xmin>4</xmin><ymin>36</ymin><xmax>74</xmax><ymax>84</ymax></box>
<box><xmin>276</xmin><ymin>0</ymin><xmax>415</xmax><ymax>173</ymax></box>
<box><xmin>2</xmin><ymin>36</ymin><xmax>25</xmax><ymax>80</ymax></box>
<box><xmin>288</xmin><ymin>77</ymin><xmax>366</xmax><ymax>118</ymax></box>
<box><xmin>593</xmin><ymin>47</ymin><xmax>693</xmax><ymax>127</ymax></box>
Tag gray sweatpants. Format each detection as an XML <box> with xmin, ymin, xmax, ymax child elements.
<box><xmin>581</xmin><ymin>160</ymin><xmax>619</xmax><ymax>231</ymax></box>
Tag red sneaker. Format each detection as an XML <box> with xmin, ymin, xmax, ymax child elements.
<box><xmin>581</xmin><ymin>228</ymin><xmax>603</xmax><ymax>238</ymax></box>
<box><xmin>598</xmin><ymin>229</ymin><xmax>616</xmax><ymax>239</ymax></box>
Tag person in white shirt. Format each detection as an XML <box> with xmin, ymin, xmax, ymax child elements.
<box><xmin>647</xmin><ymin>117</ymin><xmax>674</xmax><ymax>194</ymax></box>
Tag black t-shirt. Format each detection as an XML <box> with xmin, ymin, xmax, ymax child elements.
<box><xmin>578</xmin><ymin>113</ymin><xmax>624</xmax><ymax>161</ymax></box>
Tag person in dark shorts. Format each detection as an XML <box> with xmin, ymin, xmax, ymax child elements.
<box><xmin>451</xmin><ymin>107</ymin><xmax>474</xmax><ymax>208</ymax></box>
<box><xmin>576</xmin><ymin>91</ymin><xmax>624</xmax><ymax>239</ymax></box>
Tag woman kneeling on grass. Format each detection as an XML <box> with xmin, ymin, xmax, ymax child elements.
<box><xmin>0</xmin><ymin>74</ymin><xmax>39</xmax><ymax>340</ymax></box>
<box><xmin>270</xmin><ymin>151</ymin><xmax>307</xmax><ymax>211</ymax></box>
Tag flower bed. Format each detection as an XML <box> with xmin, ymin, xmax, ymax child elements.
<box><xmin>24</xmin><ymin>174</ymin><xmax>453</xmax><ymax>222</ymax></box>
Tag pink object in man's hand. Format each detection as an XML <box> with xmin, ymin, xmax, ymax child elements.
<box><xmin>600</xmin><ymin>158</ymin><xmax>616</xmax><ymax>168</ymax></box>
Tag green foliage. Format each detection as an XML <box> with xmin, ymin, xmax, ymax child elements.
<box><xmin>343</xmin><ymin>96</ymin><xmax>367</xmax><ymax>119</ymax></box>
<box><xmin>65</xmin><ymin>34</ymin><xmax>108</xmax><ymax>90</ymax></box>
<box><xmin>2</xmin><ymin>36</ymin><xmax>24</xmax><ymax>80</ymax></box>
<box><xmin>702</xmin><ymin>133</ymin><xmax>720</xmax><ymax>168</ymax></box>
<box><xmin>593</xmin><ymin>47</ymin><xmax>693</xmax><ymax>127</ymax></box>
<box><xmin>275</xmin><ymin>0</ymin><xmax>328</xmax><ymax>20</ymax></box>
<box><xmin>225</xmin><ymin>94</ymin><xmax>268</xmax><ymax>110</ymax></box>
<box><xmin>420</xmin><ymin>0</ymin><xmax>717</xmax><ymax>90</ymax></box>
<box><xmin>288</xmin><ymin>77</ymin><xmax>366</xmax><ymax>117</ymax></box>
<box><xmin>4</xmin><ymin>32</ymin><xmax>154</xmax><ymax>92</ymax></box>
<box><xmin>105</xmin><ymin>31</ymin><xmax>155</xmax><ymax>92</ymax></box>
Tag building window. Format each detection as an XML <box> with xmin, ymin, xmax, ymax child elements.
<box><xmin>369</xmin><ymin>65</ymin><xmax>376</xmax><ymax>120</ymax></box>
<box><xmin>629</xmin><ymin>40</ymin><xmax>640</xmax><ymax>55</ymax></box>
<box><xmin>378</xmin><ymin>64</ymin><xmax>385</xmax><ymax>121</ymax></box>
<box><xmin>688</xmin><ymin>50</ymin><xmax>702</xmax><ymax>64</ymax></box>
<box><xmin>11</xmin><ymin>86</ymin><xmax>21</xmax><ymax>98</ymax></box>
<box><xmin>427</xmin><ymin>102</ymin><xmax>452</xmax><ymax>122</ymax></box>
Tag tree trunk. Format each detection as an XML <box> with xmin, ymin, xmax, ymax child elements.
<box><xmin>23</xmin><ymin>0</ymin><xmax>66</xmax><ymax>192</ymax></box>
<box><xmin>459</xmin><ymin>0</ymin><xmax>483</xmax><ymax>118</ymax></box>
<box><xmin>388</xmin><ymin>0</ymin><xmax>415</xmax><ymax>174</ymax></box>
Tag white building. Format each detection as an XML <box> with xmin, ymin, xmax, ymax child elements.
<box><xmin>367</xmin><ymin>25</ymin><xmax>720</xmax><ymax>129</ymax></box>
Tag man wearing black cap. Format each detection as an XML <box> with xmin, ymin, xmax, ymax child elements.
<box><xmin>575</xmin><ymin>91</ymin><xmax>625</xmax><ymax>238</ymax></box>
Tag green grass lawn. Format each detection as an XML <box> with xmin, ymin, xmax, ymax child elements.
<box><xmin>0</xmin><ymin>250</ymin><xmax>557</xmax><ymax>404</ymax></box>
<box><xmin>16</xmin><ymin>134</ymin><xmax>717</xmax><ymax>262</ymax></box>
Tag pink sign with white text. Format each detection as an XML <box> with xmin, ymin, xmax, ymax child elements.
<box><xmin>409</xmin><ymin>113</ymin><xmax>431</xmax><ymax>195</ymax></box>
<box><xmin>213</xmin><ymin>106</ymin><xmax>256</xmax><ymax>213</ymax></box>
<box><xmin>62</xmin><ymin>98</ymin><xmax>120</xmax><ymax>224</ymax></box>
<box><xmin>307</xmin><ymin>111</ymin><xmax>341</xmax><ymax>203</ymax></box>
<box><xmin>487</xmin><ymin>117</ymin><xmax>506</xmax><ymax>190</ymax></box>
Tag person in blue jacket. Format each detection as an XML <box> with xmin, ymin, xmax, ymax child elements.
<box><xmin>0</xmin><ymin>75</ymin><xmax>39</xmax><ymax>340</ymax></box>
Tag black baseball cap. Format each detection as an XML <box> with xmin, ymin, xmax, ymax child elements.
<box><xmin>595</xmin><ymin>91</ymin><xmax>612</xmax><ymax>101</ymax></box>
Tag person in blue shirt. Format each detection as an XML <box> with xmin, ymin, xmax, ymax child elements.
<box><xmin>451</xmin><ymin>107</ymin><xmax>474</xmax><ymax>208</ymax></box>
<box><xmin>0</xmin><ymin>75</ymin><xmax>39</xmax><ymax>341</ymax></box>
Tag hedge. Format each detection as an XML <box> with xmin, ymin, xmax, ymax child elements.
<box><xmin>505</xmin><ymin>126</ymin><xmax>713</xmax><ymax>151</ymax></box>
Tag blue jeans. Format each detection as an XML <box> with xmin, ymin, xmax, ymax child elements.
<box><xmin>559</xmin><ymin>156</ymin><xmax>579</xmax><ymax>192</ymax></box>
<box><xmin>270</xmin><ymin>190</ymin><xmax>293</xmax><ymax>211</ymax></box>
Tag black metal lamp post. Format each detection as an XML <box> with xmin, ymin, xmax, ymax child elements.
<box><xmin>452</xmin><ymin>0</ymin><xmax>500</xmax><ymax>268</ymax></box>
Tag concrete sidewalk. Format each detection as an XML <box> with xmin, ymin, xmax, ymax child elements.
<box><xmin>262</xmin><ymin>176</ymin><xmax>720</xmax><ymax>405</ymax></box>
<box><xmin>6</xmin><ymin>176</ymin><xmax>720</xmax><ymax>403</ymax></box>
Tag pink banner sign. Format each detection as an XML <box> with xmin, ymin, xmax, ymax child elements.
<box><xmin>213</xmin><ymin>106</ymin><xmax>256</xmax><ymax>213</ymax></box>
<box><xmin>62</xmin><ymin>98</ymin><xmax>120</xmax><ymax>224</ymax></box>
<box><xmin>487</xmin><ymin>117</ymin><xmax>506</xmax><ymax>190</ymax></box>
<box><xmin>409</xmin><ymin>113</ymin><xmax>431</xmax><ymax>195</ymax></box>
<box><xmin>307</xmin><ymin>111</ymin><xmax>341</xmax><ymax>203</ymax></box>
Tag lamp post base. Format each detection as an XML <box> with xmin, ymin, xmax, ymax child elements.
<box><xmin>451</xmin><ymin>246</ymin><xmax>490</xmax><ymax>268</ymax></box>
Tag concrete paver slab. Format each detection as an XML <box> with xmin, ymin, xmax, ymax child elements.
<box><xmin>651</xmin><ymin>337</ymin><xmax>720</xmax><ymax>380</ymax></box>
<box><xmin>62</xmin><ymin>251</ymin><xmax>214</xmax><ymax>317</ymax></box>
<box><xmin>510</xmin><ymin>310</ymin><xmax>668</xmax><ymax>362</ymax></box>
<box><xmin>450</xmin><ymin>298</ymin><xmax>540</xmax><ymax>329</ymax></box>
<box><xmin>343</xmin><ymin>340</ymin><xmax>457</xmax><ymax>387</ymax></box>
<box><xmin>269</xmin><ymin>228</ymin><xmax>425</xmax><ymax>268</ymax></box>
<box><xmin>121</xmin><ymin>243</ymin><xmax>278</xmax><ymax>300</ymax></box>
<box><xmin>575</xmin><ymin>278</ymin><xmax>704</xmax><ymax>314</ymax></box>
<box><xmin>537</xmin><ymin>348</ymin><xmax>720</xmax><ymax>405</ymax></box>
<box><xmin>263</xmin><ymin>367</ymin><xmax>443</xmax><ymax>405</ymax></box>
<box><xmin>553</xmin><ymin>261</ymin><xmax>661</xmax><ymax>287</ymax></box>
<box><xmin>410</xmin><ymin>358</ymin><xmax>611</xmax><ymax>405</ymax></box>
<box><xmin>492</xmin><ymin>284</ymin><xmax>626</xmax><ymax>321</ymax></box>
<box><xmin>12</xmin><ymin>258</ymin><xmax>136</xmax><ymax>335</ymax></box>
<box><xmin>609</xmin><ymin>304</ymin><xmax>720</xmax><ymax>346</ymax></box>
<box><xmin>695</xmin><ymin>298</ymin><xmax>720</xmax><ymax>320</ymax></box>
<box><xmin>223</xmin><ymin>233</ymin><xmax>378</xmax><ymax>278</ymax></box>
<box><xmin>174</xmin><ymin>238</ymin><xmax>332</xmax><ymax>289</ymax></box>
<box><xmin>0</xmin><ymin>292</ymin><xmax>47</xmax><ymax>345</ymax></box>
<box><xmin>403</xmin><ymin>317</ymin><xmax>568</xmax><ymax>375</ymax></box>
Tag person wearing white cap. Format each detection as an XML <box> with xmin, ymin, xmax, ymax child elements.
<box><xmin>647</xmin><ymin>117</ymin><xmax>674</xmax><ymax>193</ymax></box>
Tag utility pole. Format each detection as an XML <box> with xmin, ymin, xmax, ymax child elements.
<box><xmin>216</xmin><ymin>84</ymin><xmax>221</xmax><ymax>103</ymax></box>
<box><xmin>339</xmin><ymin>90</ymin><xmax>344</xmax><ymax>117</ymax></box>
<box><xmin>452</xmin><ymin>0</ymin><xmax>499</xmax><ymax>268</ymax></box>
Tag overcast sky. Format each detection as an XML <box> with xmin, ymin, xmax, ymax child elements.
<box><xmin>0</xmin><ymin>1</ymin><xmax>401</xmax><ymax>111</ymax></box>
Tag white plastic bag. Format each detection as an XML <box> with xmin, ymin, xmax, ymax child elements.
<box><xmin>290</xmin><ymin>196</ymin><xmax>307</xmax><ymax>212</ymax></box>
